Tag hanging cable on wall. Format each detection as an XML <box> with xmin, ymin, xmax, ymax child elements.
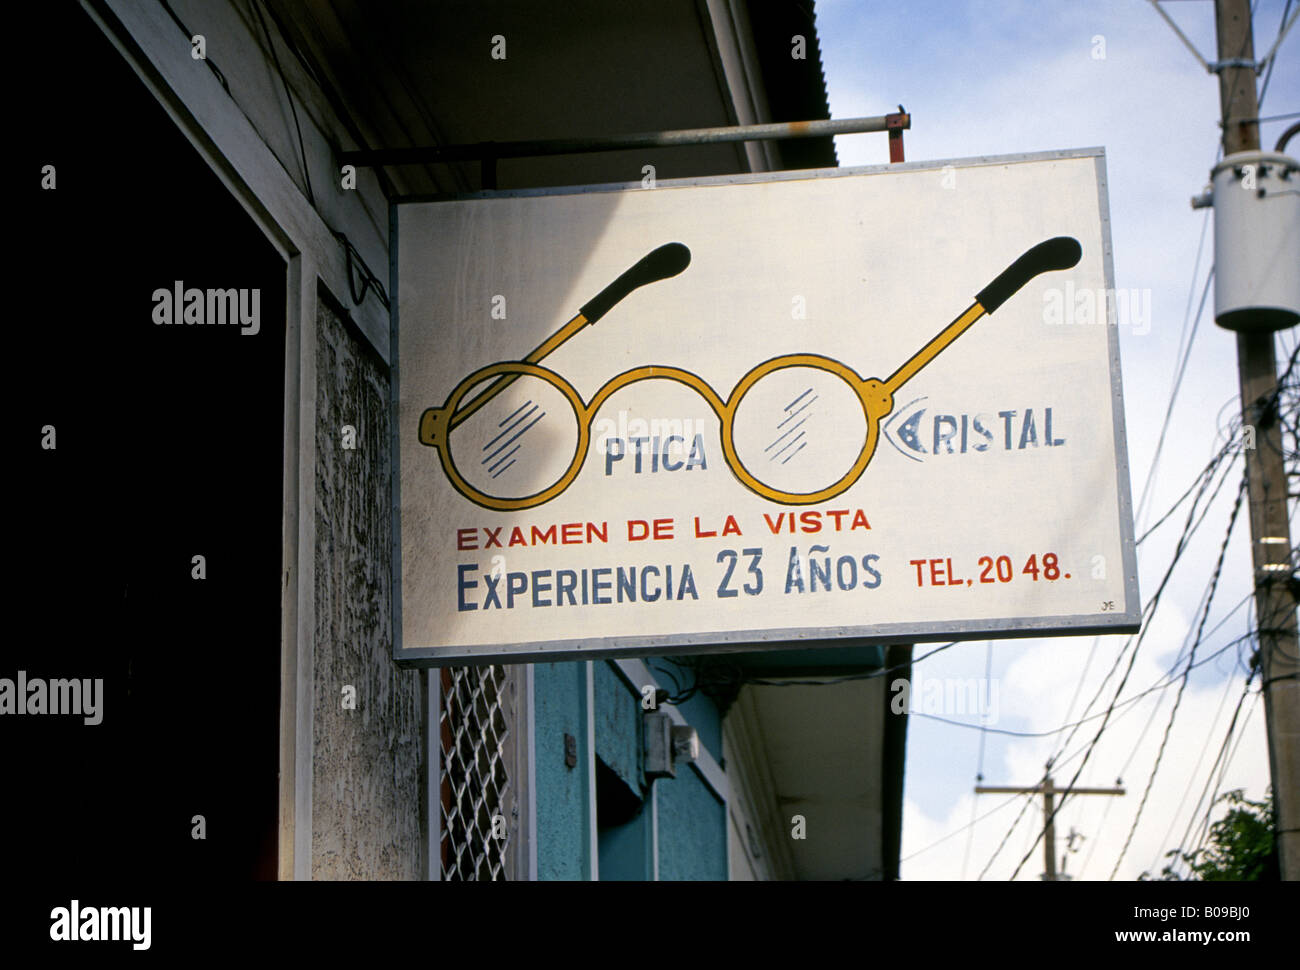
<box><xmin>333</xmin><ymin>229</ymin><xmax>390</xmax><ymax>311</ymax></box>
<box><xmin>159</xmin><ymin>0</ymin><xmax>229</xmax><ymax>93</ymax></box>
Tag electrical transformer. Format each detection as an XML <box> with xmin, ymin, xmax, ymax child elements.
<box><xmin>1210</xmin><ymin>150</ymin><xmax>1300</xmax><ymax>332</ymax></box>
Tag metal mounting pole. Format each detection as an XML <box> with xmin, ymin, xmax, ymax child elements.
<box><xmin>339</xmin><ymin>111</ymin><xmax>910</xmax><ymax>168</ymax></box>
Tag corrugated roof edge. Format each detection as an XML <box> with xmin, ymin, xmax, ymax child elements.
<box><xmin>744</xmin><ymin>0</ymin><xmax>839</xmax><ymax>170</ymax></box>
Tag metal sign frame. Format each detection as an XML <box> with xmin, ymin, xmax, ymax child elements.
<box><xmin>390</xmin><ymin>147</ymin><xmax>1141</xmax><ymax>667</ymax></box>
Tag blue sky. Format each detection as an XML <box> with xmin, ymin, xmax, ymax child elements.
<box><xmin>815</xmin><ymin>0</ymin><xmax>1298</xmax><ymax>879</ymax></box>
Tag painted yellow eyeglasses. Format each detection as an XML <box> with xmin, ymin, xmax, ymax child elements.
<box><xmin>419</xmin><ymin>237</ymin><xmax>1081</xmax><ymax>512</ymax></box>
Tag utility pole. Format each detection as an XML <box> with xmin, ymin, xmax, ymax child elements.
<box><xmin>1214</xmin><ymin>0</ymin><xmax>1300</xmax><ymax>881</ymax></box>
<box><xmin>975</xmin><ymin>776</ymin><xmax>1124</xmax><ymax>880</ymax></box>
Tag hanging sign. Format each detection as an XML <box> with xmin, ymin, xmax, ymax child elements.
<box><xmin>392</xmin><ymin>148</ymin><xmax>1140</xmax><ymax>664</ymax></box>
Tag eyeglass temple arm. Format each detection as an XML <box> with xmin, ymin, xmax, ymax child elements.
<box><xmin>448</xmin><ymin>243</ymin><xmax>692</xmax><ymax>430</ymax></box>
<box><xmin>884</xmin><ymin>237</ymin><xmax>1082</xmax><ymax>395</ymax></box>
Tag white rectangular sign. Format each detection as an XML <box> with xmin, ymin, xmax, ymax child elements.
<box><xmin>392</xmin><ymin>149</ymin><xmax>1140</xmax><ymax>665</ymax></box>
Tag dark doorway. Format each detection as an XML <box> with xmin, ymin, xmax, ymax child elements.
<box><xmin>11</xmin><ymin>2</ymin><xmax>285</xmax><ymax>881</ymax></box>
<box><xmin>596</xmin><ymin>757</ymin><xmax>651</xmax><ymax>880</ymax></box>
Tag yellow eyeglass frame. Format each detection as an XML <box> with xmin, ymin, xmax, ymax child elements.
<box><xmin>417</xmin><ymin>236</ymin><xmax>1083</xmax><ymax>512</ymax></box>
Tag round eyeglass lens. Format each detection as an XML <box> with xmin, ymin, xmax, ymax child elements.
<box><xmin>446</xmin><ymin>372</ymin><xmax>582</xmax><ymax>501</ymax></box>
<box><xmin>730</xmin><ymin>365</ymin><xmax>868</xmax><ymax>497</ymax></box>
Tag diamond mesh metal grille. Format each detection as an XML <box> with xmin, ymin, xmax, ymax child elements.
<box><xmin>439</xmin><ymin>664</ymin><xmax>522</xmax><ymax>880</ymax></box>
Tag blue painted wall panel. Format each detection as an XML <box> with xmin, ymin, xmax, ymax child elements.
<box><xmin>594</xmin><ymin>660</ymin><xmax>641</xmax><ymax>796</ymax></box>
<box><xmin>535</xmin><ymin>659</ymin><xmax>728</xmax><ymax>881</ymax></box>
<box><xmin>656</xmin><ymin>765</ymin><xmax>726</xmax><ymax>881</ymax></box>
<box><xmin>534</xmin><ymin>662</ymin><xmax>592</xmax><ymax>880</ymax></box>
<box><xmin>597</xmin><ymin>802</ymin><xmax>653</xmax><ymax>880</ymax></box>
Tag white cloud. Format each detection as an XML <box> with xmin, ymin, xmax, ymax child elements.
<box><xmin>815</xmin><ymin>0</ymin><xmax>1292</xmax><ymax>879</ymax></box>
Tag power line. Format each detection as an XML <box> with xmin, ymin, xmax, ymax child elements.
<box><xmin>1001</xmin><ymin>443</ymin><xmax>1243</xmax><ymax>880</ymax></box>
<box><xmin>1137</xmin><ymin>462</ymin><xmax>1293</xmax><ymax>878</ymax></box>
<box><xmin>1138</xmin><ymin>424</ymin><xmax>1238</xmax><ymax>544</ymax></box>
<box><xmin>1167</xmin><ymin>679</ymin><xmax>1260</xmax><ymax>877</ymax></box>
<box><xmin>1048</xmin><ymin>427</ymin><xmax>1243</xmax><ymax>763</ymax></box>
<box><xmin>1108</xmin><ymin>470</ymin><xmax>1248</xmax><ymax>878</ymax></box>
<box><xmin>1258</xmin><ymin>0</ymin><xmax>1296</xmax><ymax>106</ymax></box>
<box><xmin>908</xmin><ymin>623</ymin><xmax>1254</xmax><ymax>739</ymax></box>
<box><xmin>1195</xmin><ymin>691</ymin><xmax>1263</xmax><ymax>852</ymax></box>
<box><xmin>960</xmin><ymin>641</ymin><xmax>996</xmax><ymax>880</ymax></box>
<box><xmin>1146</xmin><ymin>663</ymin><xmax>1241</xmax><ymax>875</ymax></box>
<box><xmin>949</xmin><ymin>1</ymin><xmax>1295</xmax><ymax>878</ymax></box>
<box><xmin>903</xmin><ymin>790</ymin><xmax>1025</xmax><ymax>865</ymax></box>
<box><xmin>977</xmin><ymin>789</ymin><xmax>1038</xmax><ymax>880</ymax></box>
<box><xmin>1135</xmin><ymin>226</ymin><xmax>1214</xmax><ymax>530</ymax></box>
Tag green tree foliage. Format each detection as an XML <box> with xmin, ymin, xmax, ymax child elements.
<box><xmin>1144</xmin><ymin>789</ymin><xmax>1277</xmax><ymax>881</ymax></box>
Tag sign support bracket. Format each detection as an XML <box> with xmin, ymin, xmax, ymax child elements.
<box><xmin>340</xmin><ymin>111</ymin><xmax>910</xmax><ymax>169</ymax></box>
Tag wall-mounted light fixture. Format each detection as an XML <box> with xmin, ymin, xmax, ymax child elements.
<box><xmin>644</xmin><ymin>712</ymin><xmax>700</xmax><ymax>780</ymax></box>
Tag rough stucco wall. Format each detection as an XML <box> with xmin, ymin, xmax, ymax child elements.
<box><xmin>657</xmin><ymin>766</ymin><xmax>727</xmax><ymax>880</ymax></box>
<box><xmin>534</xmin><ymin>662</ymin><xmax>590</xmax><ymax>879</ymax></box>
<box><xmin>313</xmin><ymin>291</ymin><xmax>424</xmax><ymax>880</ymax></box>
<box><xmin>595</xmin><ymin>660</ymin><xmax>641</xmax><ymax>797</ymax></box>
